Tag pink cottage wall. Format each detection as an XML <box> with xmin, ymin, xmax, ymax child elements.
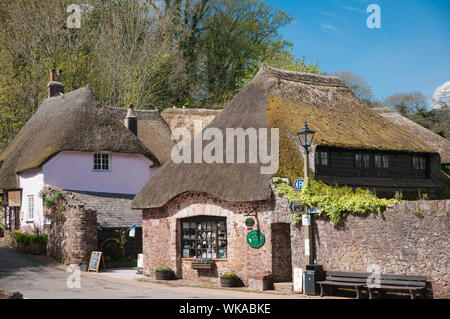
<box><xmin>43</xmin><ymin>151</ymin><xmax>157</xmax><ymax>194</ymax></box>
<box><xmin>18</xmin><ymin>168</ymin><xmax>44</xmax><ymax>230</ymax></box>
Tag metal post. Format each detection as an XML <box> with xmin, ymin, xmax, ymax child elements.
<box><xmin>303</xmin><ymin>147</ymin><xmax>314</xmax><ymax>266</ymax></box>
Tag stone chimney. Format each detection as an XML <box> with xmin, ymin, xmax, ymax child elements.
<box><xmin>47</xmin><ymin>69</ymin><xmax>65</xmax><ymax>98</ymax></box>
<box><xmin>125</xmin><ymin>104</ymin><xmax>138</xmax><ymax>136</ymax></box>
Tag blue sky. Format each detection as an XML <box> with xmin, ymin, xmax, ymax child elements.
<box><xmin>264</xmin><ymin>0</ymin><xmax>450</xmax><ymax>102</ymax></box>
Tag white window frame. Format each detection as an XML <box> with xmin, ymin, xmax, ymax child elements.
<box><xmin>93</xmin><ymin>153</ymin><xmax>111</xmax><ymax>172</ymax></box>
<box><xmin>27</xmin><ymin>195</ymin><xmax>34</xmax><ymax>221</ymax></box>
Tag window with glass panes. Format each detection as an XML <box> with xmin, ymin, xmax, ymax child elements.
<box><xmin>412</xmin><ymin>156</ymin><xmax>426</xmax><ymax>170</ymax></box>
<box><xmin>94</xmin><ymin>153</ymin><xmax>110</xmax><ymax>171</ymax></box>
<box><xmin>315</xmin><ymin>151</ymin><xmax>328</xmax><ymax>166</ymax></box>
<box><xmin>181</xmin><ymin>217</ymin><xmax>227</xmax><ymax>259</ymax></box>
<box><xmin>355</xmin><ymin>154</ymin><xmax>371</xmax><ymax>168</ymax></box>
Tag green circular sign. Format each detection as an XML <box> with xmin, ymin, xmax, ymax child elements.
<box><xmin>245</xmin><ymin>218</ymin><xmax>255</xmax><ymax>227</ymax></box>
<box><xmin>246</xmin><ymin>230</ymin><xmax>265</xmax><ymax>249</ymax></box>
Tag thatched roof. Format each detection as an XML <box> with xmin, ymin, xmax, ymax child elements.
<box><xmin>132</xmin><ymin>65</ymin><xmax>436</xmax><ymax>209</ymax></box>
<box><xmin>161</xmin><ymin>108</ymin><xmax>221</xmax><ymax>142</ymax></box>
<box><xmin>375</xmin><ymin>108</ymin><xmax>450</xmax><ymax>164</ymax></box>
<box><xmin>0</xmin><ymin>87</ymin><xmax>157</xmax><ymax>190</ymax></box>
<box><xmin>107</xmin><ymin>107</ymin><xmax>174</xmax><ymax>164</ymax></box>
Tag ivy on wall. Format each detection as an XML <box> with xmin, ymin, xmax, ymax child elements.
<box><xmin>273</xmin><ymin>177</ymin><xmax>399</xmax><ymax>226</ymax></box>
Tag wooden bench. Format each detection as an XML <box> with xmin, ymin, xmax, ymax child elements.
<box><xmin>367</xmin><ymin>274</ymin><xmax>427</xmax><ymax>299</ymax></box>
<box><xmin>318</xmin><ymin>271</ymin><xmax>428</xmax><ymax>299</ymax></box>
<box><xmin>318</xmin><ymin>271</ymin><xmax>370</xmax><ymax>299</ymax></box>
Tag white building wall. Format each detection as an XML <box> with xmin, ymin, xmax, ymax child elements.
<box><xmin>18</xmin><ymin>168</ymin><xmax>44</xmax><ymax>230</ymax></box>
<box><xmin>42</xmin><ymin>151</ymin><xmax>157</xmax><ymax>194</ymax></box>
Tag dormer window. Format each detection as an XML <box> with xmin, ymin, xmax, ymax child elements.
<box><xmin>94</xmin><ymin>153</ymin><xmax>110</xmax><ymax>171</ymax></box>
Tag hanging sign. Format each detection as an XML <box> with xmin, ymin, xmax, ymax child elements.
<box><xmin>245</xmin><ymin>218</ymin><xmax>255</xmax><ymax>228</ymax></box>
<box><xmin>294</xmin><ymin>179</ymin><xmax>304</xmax><ymax>191</ymax></box>
<box><xmin>7</xmin><ymin>190</ymin><xmax>21</xmax><ymax>207</ymax></box>
<box><xmin>246</xmin><ymin>230</ymin><xmax>265</xmax><ymax>249</ymax></box>
<box><xmin>129</xmin><ymin>225</ymin><xmax>136</xmax><ymax>238</ymax></box>
<box><xmin>88</xmin><ymin>251</ymin><xmax>106</xmax><ymax>272</ymax></box>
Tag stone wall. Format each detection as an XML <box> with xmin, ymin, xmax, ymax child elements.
<box><xmin>142</xmin><ymin>191</ymin><xmax>291</xmax><ymax>284</ymax></box>
<box><xmin>43</xmin><ymin>187</ymin><xmax>97</xmax><ymax>265</ymax></box>
<box><xmin>282</xmin><ymin>199</ymin><xmax>450</xmax><ymax>298</ymax></box>
<box><xmin>141</xmin><ymin>185</ymin><xmax>449</xmax><ymax>298</ymax></box>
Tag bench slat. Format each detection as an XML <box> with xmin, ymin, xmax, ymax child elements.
<box><xmin>327</xmin><ymin>271</ymin><xmax>370</xmax><ymax>278</ymax></box>
<box><xmin>379</xmin><ymin>274</ymin><xmax>427</xmax><ymax>282</ymax></box>
<box><xmin>376</xmin><ymin>279</ymin><xmax>426</xmax><ymax>287</ymax></box>
<box><xmin>369</xmin><ymin>285</ymin><xmax>425</xmax><ymax>291</ymax></box>
<box><xmin>318</xmin><ymin>281</ymin><xmax>364</xmax><ymax>287</ymax></box>
<box><xmin>327</xmin><ymin>276</ymin><xmax>368</xmax><ymax>283</ymax></box>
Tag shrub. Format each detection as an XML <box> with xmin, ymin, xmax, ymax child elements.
<box><xmin>14</xmin><ymin>231</ymin><xmax>48</xmax><ymax>245</ymax></box>
<box><xmin>274</xmin><ymin>177</ymin><xmax>399</xmax><ymax>226</ymax></box>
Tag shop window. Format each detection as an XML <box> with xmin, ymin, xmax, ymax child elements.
<box><xmin>181</xmin><ymin>217</ymin><xmax>227</xmax><ymax>259</ymax></box>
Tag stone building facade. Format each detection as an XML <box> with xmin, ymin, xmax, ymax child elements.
<box><xmin>142</xmin><ymin>191</ymin><xmax>293</xmax><ymax>284</ymax></box>
<box><xmin>142</xmin><ymin>184</ymin><xmax>449</xmax><ymax>298</ymax></box>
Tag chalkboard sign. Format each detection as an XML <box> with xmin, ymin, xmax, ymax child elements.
<box><xmin>88</xmin><ymin>251</ymin><xmax>105</xmax><ymax>272</ymax></box>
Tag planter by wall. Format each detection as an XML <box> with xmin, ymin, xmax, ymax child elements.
<box><xmin>155</xmin><ymin>270</ymin><xmax>173</xmax><ymax>280</ymax></box>
<box><xmin>220</xmin><ymin>277</ymin><xmax>239</xmax><ymax>288</ymax></box>
<box><xmin>192</xmin><ymin>262</ymin><xmax>214</xmax><ymax>270</ymax></box>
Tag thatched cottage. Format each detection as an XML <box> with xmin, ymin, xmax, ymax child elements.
<box><xmin>0</xmin><ymin>70</ymin><xmax>173</xmax><ymax>262</ymax></box>
<box><xmin>131</xmin><ymin>65</ymin><xmax>446</xmax><ymax>286</ymax></box>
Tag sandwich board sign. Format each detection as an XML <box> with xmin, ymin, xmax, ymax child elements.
<box><xmin>88</xmin><ymin>251</ymin><xmax>105</xmax><ymax>272</ymax></box>
<box><xmin>294</xmin><ymin>179</ymin><xmax>304</xmax><ymax>191</ymax></box>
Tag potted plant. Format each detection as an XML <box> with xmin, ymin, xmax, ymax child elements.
<box><xmin>191</xmin><ymin>258</ymin><xmax>215</xmax><ymax>270</ymax></box>
<box><xmin>220</xmin><ymin>271</ymin><xmax>240</xmax><ymax>287</ymax></box>
<box><xmin>155</xmin><ymin>266</ymin><xmax>173</xmax><ymax>280</ymax></box>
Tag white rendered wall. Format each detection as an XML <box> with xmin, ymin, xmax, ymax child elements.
<box><xmin>42</xmin><ymin>151</ymin><xmax>157</xmax><ymax>194</ymax></box>
<box><xmin>18</xmin><ymin>168</ymin><xmax>44</xmax><ymax>230</ymax></box>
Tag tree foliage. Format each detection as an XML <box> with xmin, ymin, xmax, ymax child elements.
<box><xmin>332</xmin><ymin>71</ymin><xmax>375</xmax><ymax>106</ymax></box>
<box><xmin>0</xmin><ymin>0</ymin><xmax>322</xmax><ymax>153</ymax></box>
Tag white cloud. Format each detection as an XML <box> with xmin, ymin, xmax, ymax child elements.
<box><xmin>431</xmin><ymin>81</ymin><xmax>450</xmax><ymax>109</ymax></box>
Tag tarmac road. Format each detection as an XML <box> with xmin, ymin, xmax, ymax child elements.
<box><xmin>0</xmin><ymin>244</ymin><xmax>304</xmax><ymax>299</ymax></box>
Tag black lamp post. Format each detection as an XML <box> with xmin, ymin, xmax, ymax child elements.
<box><xmin>297</xmin><ymin>121</ymin><xmax>316</xmax><ymax>179</ymax></box>
<box><xmin>297</xmin><ymin>121</ymin><xmax>316</xmax><ymax>267</ymax></box>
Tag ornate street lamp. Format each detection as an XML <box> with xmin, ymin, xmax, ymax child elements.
<box><xmin>297</xmin><ymin>121</ymin><xmax>316</xmax><ymax>267</ymax></box>
<box><xmin>297</xmin><ymin>121</ymin><xmax>316</xmax><ymax>179</ymax></box>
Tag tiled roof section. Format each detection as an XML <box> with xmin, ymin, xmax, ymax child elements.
<box><xmin>69</xmin><ymin>190</ymin><xmax>141</xmax><ymax>228</ymax></box>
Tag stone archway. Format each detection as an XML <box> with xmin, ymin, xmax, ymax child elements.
<box><xmin>271</xmin><ymin>222</ymin><xmax>292</xmax><ymax>282</ymax></box>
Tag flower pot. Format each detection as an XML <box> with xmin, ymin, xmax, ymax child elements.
<box><xmin>192</xmin><ymin>262</ymin><xmax>214</xmax><ymax>270</ymax></box>
<box><xmin>155</xmin><ymin>270</ymin><xmax>173</xmax><ymax>280</ymax></box>
<box><xmin>221</xmin><ymin>277</ymin><xmax>239</xmax><ymax>288</ymax></box>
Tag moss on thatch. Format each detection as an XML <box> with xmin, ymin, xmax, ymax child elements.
<box><xmin>132</xmin><ymin>65</ymin><xmax>439</xmax><ymax>209</ymax></box>
<box><xmin>0</xmin><ymin>87</ymin><xmax>157</xmax><ymax>189</ymax></box>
